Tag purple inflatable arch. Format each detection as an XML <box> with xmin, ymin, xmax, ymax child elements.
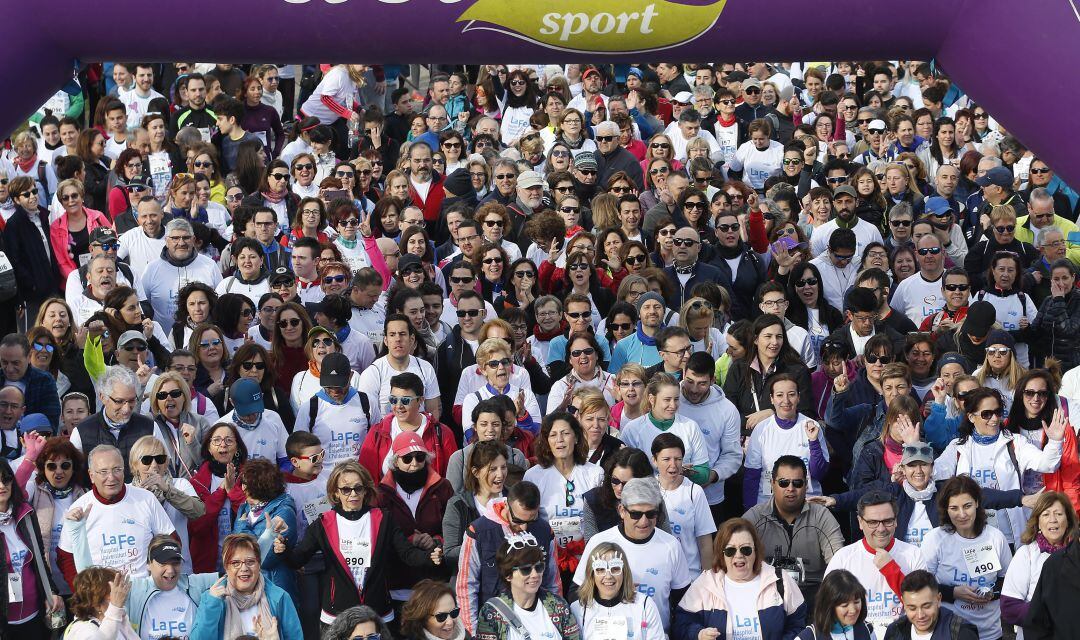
<box><xmin>6</xmin><ymin>0</ymin><xmax>1079</xmax><ymax>180</ymax></box>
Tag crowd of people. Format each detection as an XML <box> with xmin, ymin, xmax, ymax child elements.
<box><xmin>0</xmin><ymin>59</ymin><xmax>1078</xmax><ymax>640</ymax></box>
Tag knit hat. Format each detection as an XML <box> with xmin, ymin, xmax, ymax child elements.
<box><xmin>936</xmin><ymin>352</ymin><xmax>972</xmax><ymax>374</ymax></box>
<box><xmin>574</xmin><ymin>152</ymin><xmax>598</xmax><ymax>171</ymax></box>
<box><xmin>985</xmin><ymin>329</ymin><xmax>1015</xmax><ymax>350</ymax></box>
<box><xmin>443</xmin><ymin>168</ymin><xmax>474</xmax><ymax>198</ymax></box>
<box><xmin>962</xmin><ymin>301</ymin><xmax>996</xmax><ymax>338</ymax></box>
<box><xmin>620</xmin><ymin>477</ymin><xmax>662</xmax><ymax>508</ymax></box>
<box><xmin>627</xmin><ymin>67</ymin><xmax>644</xmax><ymax>80</ymax></box>
<box><xmin>635</xmin><ymin>291</ymin><xmax>665</xmax><ymax>314</ymax></box>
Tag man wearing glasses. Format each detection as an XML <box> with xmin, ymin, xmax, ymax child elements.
<box><xmin>57</xmin><ymin>443</ymin><xmax>176</xmax><ymax>587</ymax></box>
<box><xmin>0</xmin><ymin>333</ymin><xmax>60</xmax><ymax>427</ymax></box>
<box><xmin>70</xmin><ymin>367</ymin><xmax>156</xmax><ymax>478</ymax></box>
<box><xmin>853</xmin><ymin>118</ymin><xmax>890</xmax><ymax>166</ymax></box>
<box><xmin>663</xmin><ymin>226</ymin><xmax>721</xmax><ymax>309</ymax></box>
<box><xmin>810</xmin><ymin>229</ymin><xmax>861</xmax><ymax>310</ymax></box>
<box><xmin>593</xmin><ymin>121</ymin><xmax>645</xmax><ymax>192</ymax></box>
<box><xmin>141</xmin><ymin>218</ymin><xmax>222</xmax><ymax>333</ymax></box>
<box><xmin>824</xmin><ymin>491</ymin><xmax>926</xmax><ymax>634</ymax></box>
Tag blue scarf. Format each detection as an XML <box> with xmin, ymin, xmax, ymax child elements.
<box><xmin>635</xmin><ymin>322</ymin><xmax>657</xmax><ymax>347</ymax></box>
<box><xmin>831</xmin><ymin>622</ymin><xmax>854</xmax><ymax>637</ymax></box>
<box><xmin>972</xmin><ymin>430</ymin><xmax>1000</xmax><ymax>446</ymax></box>
<box><xmin>775</xmin><ymin>416</ymin><xmax>797</xmax><ymax>430</ymax></box>
<box><xmin>231</xmin><ymin>410</ymin><xmax>263</xmax><ymax>431</ymax></box>
<box><xmin>335</xmin><ymin>325</ymin><xmax>351</xmax><ymax>344</ymax></box>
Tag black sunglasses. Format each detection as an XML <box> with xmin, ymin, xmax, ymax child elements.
<box><xmin>140</xmin><ymin>454</ymin><xmax>168</xmax><ymax>466</ymax></box>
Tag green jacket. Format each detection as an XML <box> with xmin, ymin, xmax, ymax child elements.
<box><xmin>476</xmin><ymin>591</ymin><xmax>580</xmax><ymax>640</ymax></box>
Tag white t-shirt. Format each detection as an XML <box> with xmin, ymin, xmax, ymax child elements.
<box><xmin>118</xmin><ymin>228</ymin><xmax>167</xmax><ymax>279</ymax></box>
<box><xmin>824</xmin><ymin>540</ymin><xmax>926</xmax><ymax>640</ymax></box>
<box><xmin>713</xmin><ymin>120</ymin><xmax>739</xmax><ymax>165</ymax></box>
<box><xmin>337</xmin><ymin>511</ymin><xmax>372</xmax><ymax>588</ymax></box>
<box><xmin>724</xmin><ymin>575</ymin><xmax>764</xmax><ymax>640</ymax></box>
<box><xmin>290</xmin><ymin>368</ymin><xmax>364</xmax><ymax>414</ymax></box>
<box><xmin>728</xmin><ymin>140</ymin><xmax>784</xmax><ymax>190</ymax></box>
<box><xmin>357</xmin><ymin>356</ymin><xmax>440</xmax><ymax>422</ymax></box>
<box><xmin>232</xmin><ymin>410</ymin><xmax>290</xmax><ymax>464</ymax></box>
<box><xmin>905</xmin><ymin>500</ymin><xmax>933</xmax><ymax>546</ymax></box>
<box><xmin>620</xmin><ymin>414</ymin><xmax>709</xmax><ymax>468</ymax></box>
<box><xmin>300</xmin><ymin>66</ymin><xmax>357</xmax><ymax>124</ymax></box>
<box><xmin>571</xmin><ymin>592</ymin><xmax>665</xmax><ymax>640</ymax></box>
<box><xmin>974</xmin><ymin>290</ymin><xmax>1036</xmax><ymax>367</ymax></box>
<box><xmin>285</xmin><ymin>477</ymin><xmax>328</xmax><ymax>542</ymax></box>
<box><xmin>1001</xmin><ymin>541</ymin><xmax>1051</xmax><ymax>640</ymax></box>
<box><xmin>809</xmin><ymin>253</ymin><xmax>860</xmax><ymax>311</ymax></box>
<box><xmin>574</xmin><ymin>526</ymin><xmax>691</xmax><ymax>633</ymax></box>
<box><xmin>509</xmin><ymin>599</ymin><xmax>562</xmax><ymax>640</ymax></box>
<box><xmin>215</xmin><ymin>276</ymin><xmax>271</xmax><ymax>307</ymax></box>
<box><xmin>890</xmin><ymin>271</ymin><xmax>945</xmax><ymax>326</ymax></box>
<box><xmin>0</xmin><ymin>520</ymin><xmax>30</xmax><ymax>611</ymax></box>
<box><xmin>58</xmin><ymin>486</ymin><xmax>177</xmax><ymax>578</ymax></box>
<box><xmin>922</xmin><ymin>526</ymin><xmax>1012</xmax><ymax>639</ymax></box>
<box><xmin>810</xmin><ymin>218</ymin><xmax>884</xmax><ymax>263</ymax></box>
<box><xmin>745</xmin><ymin>414</ymin><xmax>829</xmax><ymax>505</ymax></box>
<box><xmin>142</xmin><ymin>254</ymin><xmax>223</xmax><ymax>334</ymax></box>
<box><xmin>118</xmin><ymin>87</ymin><xmax>165</xmax><ymax>129</ymax></box>
<box><xmin>660</xmin><ymin>477</ymin><xmax>717</xmax><ymax>574</ymax></box>
<box><xmin>141</xmin><ymin>586</ymin><xmax>197</xmax><ymax>640</ymax></box>
<box><xmin>523</xmin><ymin>463</ymin><xmax>603</xmax><ymax>547</ymax></box>
<box><xmin>295</xmin><ymin>390</ymin><xmax>372</xmax><ymax>476</ymax></box>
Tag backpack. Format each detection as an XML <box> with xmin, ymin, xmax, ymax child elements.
<box><xmin>974</xmin><ymin>290</ymin><xmax>1029</xmax><ymax>318</ymax></box>
<box><xmin>0</xmin><ymin>251</ymin><xmax>15</xmax><ymax>302</ymax></box>
<box><xmin>308</xmin><ymin>390</ymin><xmax>371</xmax><ymax>430</ymax></box>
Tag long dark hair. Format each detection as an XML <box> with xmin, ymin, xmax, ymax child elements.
<box><xmin>597</xmin><ymin>447</ymin><xmax>653</xmax><ymax>510</ymax></box>
<box><xmin>937</xmin><ymin>475</ymin><xmax>988</xmax><ymax>536</ymax></box>
<box><xmin>745</xmin><ymin>313</ymin><xmax>803</xmax><ymax>366</ymax></box>
<box><xmin>0</xmin><ymin>459</ymin><xmax>26</xmax><ymax>513</ymax></box>
<box><xmin>504</xmin><ymin>69</ymin><xmax>539</xmax><ymax>110</ymax></box>
<box><xmin>785</xmin><ymin>261</ymin><xmax>841</xmax><ymax>331</ymax></box>
<box><xmin>812</xmin><ymin>569</ymin><xmax>867</xmax><ymax>633</ymax></box>
<box><xmin>1006</xmin><ymin>369</ymin><xmax>1059</xmax><ymax>433</ymax></box>
<box><xmin>957</xmin><ymin>387</ymin><xmax>1004</xmax><ymax>443</ymax></box>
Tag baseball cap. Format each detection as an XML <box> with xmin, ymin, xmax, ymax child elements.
<box><xmin>398</xmin><ymin>253</ymin><xmax>423</xmax><ymax>273</ymax></box>
<box><xmin>269</xmin><ymin>266</ymin><xmax>295</xmax><ymax>286</ymax></box>
<box><xmin>574</xmin><ymin>152</ymin><xmax>598</xmax><ymax>171</ymax></box>
<box><xmin>126</xmin><ymin>175</ymin><xmax>150</xmax><ymax>191</ymax></box>
<box><xmin>582</xmin><ymin>66</ymin><xmax>603</xmax><ymax>81</ymax></box>
<box><xmin>962</xmin><ymin>301</ymin><xmax>996</xmax><ymax>338</ymax></box>
<box><xmin>116</xmin><ymin>330</ymin><xmax>147</xmax><ymax>349</ymax></box>
<box><xmin>672</xmin><ymin>91</ymin><xmax>693</xmax><ymax>105</ymax></box>
<box><xmin>90</xmin><ymin>227</ymin><xmax>118</xmax><ymax>245</ymax></box>
<box><xmin>18</xmin><ymin>414</ymin><xmax>52</xmax><ymax>435</ymax></box>
<box><xmin>832</xmin><ymin>185</ymin><xmax>858</xmax><ymax>200</ymax></box>
<box><xmin>742</xmin><ymin>78</ymin><xmax>762</xmax><ymax>90</ymax></box>
<box><xmin>925</xmin><ymin>197</ymin><xmax>954</xmax><ymax>216</ymax></box>
<box><xmin>320</xmin><ymin>352</ymin><xmax>351</xmax><ymax>388</ymax></box>
<box><xmin>392</xmin><ymin>431</ymin><xmax>430</xmax><ymax>458</ymax></box>
<box><xmin>230</xmin><ymin>378</ymin><xmax>265</xmax><ymax>416</ymax></box>
<box><xmin>901</xmin><ymin>442</ymin><xmax>934</xmax><ymax>465</ymax></box>
<box><xmin>517</xmin><ymin>170</ymin><xmax>544</xmax><ymax>190</ymax></box>
<box><xmin>149</xmin><ymin>540</ymin><xmax>183</xmax><ymax>564</ymax></box>
<box><xmin>975</xmin><ymin>166</ymin><xmax>1013</xmax><ymax>188</ymax></box>
<box><xmin>778</xmin><ymin>85</ymin><xmax>795</xmax><ymax>103</ymax></box>
<box><xmin>867</xmin><ymin>119</ymin><xmax>887</xmax><ymax>133</ymax></box>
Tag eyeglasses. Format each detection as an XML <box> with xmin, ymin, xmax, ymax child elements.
<box><xmin>592</xmin><ymin>557</ymin><xmax>624</xmax><ymax>575</ymax></box>
<box><xmin>61</xmin><ymin>192</ymin><xmax>81</xmax><ymax>202</ymax></box>
<box><xmin>987</xmin><ymin>346</ymin><xmax>1012</xmax><ymax>355</ymax></box>
<box><xmin>624</xmin><ymin>508</ymin><xmax>659</xmax><ymax>521</ymax></box>
<box><xmin>32</xmin><ymin>342</ymin><xmax>55</xmax><ymax>353</ymax></box>
<box><xmin>514</xmin><ymin>561</ymin><xmax>547</xmax><ymax>577</ymax></box>
<box><xmin>890</xmin><ymin>219</ymin><xmax>912</xmax><ymax>227</ymax></box>
<box><xmin>566</xmin><ymin>311</ymin><xmax>590</xmax><ymax>319</ymax></box>
<box><xmin>269</xmin><ymin>173</ymin><xmax>289</xmax><ymax>181</ymax></box>
<box><xmin>456</xmin><ymin>308</ymin><xmax>482</xmax><ymax>318</ymax></box>
<box><xmin>864</xmin><ymin>353</ymin><xmax>891</xmax><ymax>364</ymax></box>
<box><xmin>192</xmin><ymin>160</ymin><xmax>213</xmax><ymax>169</ymax></box>
<box><xmin>917</xmin><ymin>247</ymin><xmax>942</xmax><ymax>256</ymax></box>
<box><xmin>994</xmin><ymin>225</ymin><xmax>1016</xmax><ymax>234</ymax></box>
<box><xmin>388</xmin><ymin>394</ymin><xmax>418</xmax><ymax>406</ymax></box>
<box><xmin>45</xmin><ymin>461</ymin><xmax>73</xmax><ymax>472</ymax></box>
<box><xmin>92</xmin><ymin>466</ymin><xmax>125</xmax><ymax>478</ymax></box>
<box><xmin>140</xmin><ymin>454</ymin><xmax>168</xmax><ymax>466</ymax></box>
<box><xmin>482</xmin><ymin>257</ymin><xmax>504</xmax><ymax>265</ymax></box>
<box><xmin>660</xmin><ymin>346</ymin><xmax>692</xmax><ymax>357</ymax></box>
<box><xmin>210</xmin><ymin>437</ymin><xmax>236</xmax><ymax>446</ymax></box>
<box><xmin>351</xmin><ymin>634</ymin><xmax>381</xmax><ymax>640</ymax></box>
<box><xmin>228</xmin><ymin>559</ymin><xmax>259</xmax><ymax>569</ymax></box>
<box><xmin>199</xmin><ymin>339</ymin><xmax>222</xmax><ymax>348</ymax></box>
<box><xmin>722</xmin><ymin>545</ymin><xmax>754</xmax><ymax>558</ymax></box>
<box><xmin>610</xmin><ymin>323</ymin><xmax>634</xmax><ymax>332</ymax></box>
<box><xmin>432</xmin><ymin>608</ymin><xmax>460</xmax><ymax>623</ymax></box>
<box><xmin>795</xmin><ymin>277</ymin><xmax>818</xmax><ymax>287</ymax></box>
<box><xmin>93</xmin><ymin>242</ymin><xmax>120</xmax><ymax>252</ymax></box>
<box><xmin>485</xmin><ymin>357</ymin><xmax>512</xmax><ymax>369</ymax></box>
<box><xmin>782</xmin><ymin>158</ymin><xmax>802</xmax><ymax>166</ymax></box>
<box><xmin>776</xmin><ymin>478</ymin><xmax>805</xmax><ymax>488</ymax></box>
<box><xmin>861</xmin><ymin>517</ymin><xmax>897</xmax><ymax>529</ymax></box>
<box><xmin>400</xmin><ymin>452</ymin><xmax>426</xmax><ymax>465</ymax></box>
<box><xmin>759</xmin><ymin>299</ymin><xmax>788</xmax><ymax>309</ymax></box>
<box><xmin>1024</xmin><ymin>389</ymin><xmax>1050</xmax><ymax>399</ymax></box>
<box><xmin>570</xmin><ymin>347</ymin><xmax>596</xmax><ymax>358</ymax></box>
<box><xmin>278</xmin><ymin>318</ymin><xmax>302</xmax><ymax>329</ymax></box>
<box><xmin>337</xmin><ymin>484</ymin><xmax>365</xmax><ymax>495</ymax></box>
<box><xmin>155</xmin><ymin>389</ymin><xmax>184</xmax><ymax>401</ymax></box>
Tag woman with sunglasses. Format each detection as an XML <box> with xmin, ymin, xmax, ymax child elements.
<box><xmin>270</xmin><ymin>302</ymin><xmax>313</xmax><ymax>395</ymax></box>
<box><xmin>25</xmin><ymin>438</ymin><xmax>86</xmax><ymax>599</ymax></box>
<box><xmin>523</xmin><ymin>412</ymin><xmax>603</xmax><ymax>590</ymax></box>
<box><xmin>1005</xmin><ymin>369</ymin><xmax>1080</xmax><ymax>500</ymax></box>
<box><xmin>241</xmin><ymin>159</ymin><xmax>301</xmax><ymax>231</ymax></box>
<box><xmin>324</xmin><ymin>604</ymin><xmax>394</xmax><ymax>640</ymax></box>
<box><xmin>336</xmin><ymin>159</ymin><xmax>373</xmax><ymax>214</ymax></box>
<box><xmin>478</xmin><ymin>533</ymin><xmax>580</xmax><ymax>640</ymax></box>
<box><xmin>35</xmin><ymin>297</ymin><xmax>94</xmax><ymax>402</ymax></box>
<box><xmin>675</xmin><ymin>517</ymin><xmax>805</xmax><ymax>640</ymax></box>
<box><xmin>972</xmin><ymin>330</ymin><xmax>1027</xmax><ymax>413</ymax></box>
<box><xmin>572</xmin><ymin>542</ymin><xmax>664</xmax><ymax>640</ymax></box>
<box><xmin>189</xmin><ymin>323</ymin><xmax>229</xmax><ymax>399</ymax></box>
<box><xmin>609</xmin><ymin>364</ymin><xmax>648</xmax><ymax>432</ymax></box>
<box><xmin>920</xmin><ymin>476</ymin><xmax>1013</xmax><ymax>640</ymax></box>
<box><xmin>440</xmin><ymin>131</ymin><xmax>468</xmax><ymax>175</ymax></box>
<box><xmin>640</xmin><ymin>133</ymin><xmax>681</xmax><ymax>176</ymax></box>
<box><xmin>460</xmin><ymin>338</ymin><xmax>542</xmax><ymax>440</ymax></box>
<box><xmin>275</xmin><ymin>460</ymin><xmax>442</xmax><ymax>624</ymax></box>
<box><xmin>187</xmin><ymin>143</ymin><xmax>228</xmax><ymax>206</ymax></box>
<box><xmin>147</xmin><ymin>371</ymin><xmax>210</xmax><ymax>478</ymax></box>
<box><xmin>933</xmin><ymin>387</ymin><xmax>1065</xmax><ymax>546</ymax></box>
<box><xmin>107</xmin><ymin>147</ymin><xmax>147</xmax><ymax>218</ymax></box>
<box><xmin>128</xmin><ymin>435</ymin><xmax>205</xmax><ymax>573</ymax></box>
<box><xmin>764</xmin><ymin>223</ymin><xmax>811</xmax><ymax>284</ymax></box>
<box><xmin>599</xmin><ymin>301</ymin><xmax>637</xmax><ymax>356</ymax></box>
<box><xmin>580</xmin><ymin>446</ymin><xmax>668</xmax><ymax>541</ymax></box>
<box><xmin>289</xmin><ymin>325</ymin><xmax>361</xmax><ymax>413</ymax></box>
<box><xmin>186</xmin><ymin>422</ymin><xmax>249</xmax><ymax>572</ymax></box>
<box><xmin>401</xmin><ymin>579</ymin><xmax>468</xmax><ymax>640</ymax></box>
<box><xmin>49</xmin><ymin>178</ymin><xmax>111</xmax><ymax>280</ymax></box>
<box><xmin>26</xmin><ymin>327</ymin><xmax>68</xmax><ymax>397</ymax></box>
<box><xmin>637</xmin><ymin>158</ymin><xmax>671</xmax><ymax>214</ymax></box>
<box><xmin>963</xmin><ymin>206</ymin><xmax>1039</xmax><ymax>289</ymax></box>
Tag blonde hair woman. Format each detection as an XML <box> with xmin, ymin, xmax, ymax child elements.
<box><xmin>128</xmin><ymin>435</ymin><xmax>205</xmax><ymax>572</ymax></box>
<box><xmin>146</xmin><ymin>371</ymin><xmax>209</xmax><ymax>478</ymax></box>
<box><xmin>611</xmin><ymin>363</ymin><xmax>648</xmax><ymax>430</ymax></box>
<box><xmin>679</xmin><ymin>297</ymin><xmax>723</xmax><ymax>359</ymax></box>
<box><xmin>589</xmin><ymin>192</ymin><xmax>619</xmax><ymax>232</ymax></box>
<box><xmin>571</xmin><ymin>542</ymin><xmax>665</xmax><ymax>640</ymax></box>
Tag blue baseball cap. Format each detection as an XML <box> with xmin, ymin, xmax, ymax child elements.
<box><xmin>18</xmin><ymin>413</ymin><xmax>52</xmax><ymax>435</ymax></box>
<box><xmin>925</xmin><ymin>196</ymin><xmax>954</xmax><ymax>216</ymax></box>
<box><xmin>975</xmin><ymin>166</ymin><xmax>1013</xmax><ymax>188</ymax></box>
<box><xmin>230</xmin><ymin>378</ymin><xmax>264</xmax><ymax>416</ymax></box>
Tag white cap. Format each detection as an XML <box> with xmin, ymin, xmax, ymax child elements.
<box><xmin>672</xmin><ymin>91</ymin><xmax>693</xmax><ymax>104</ymax></box>
<box><xmin>867</xmin><ymin>119</ymin><xmax>887</xmax><ymax>131</ymax></box>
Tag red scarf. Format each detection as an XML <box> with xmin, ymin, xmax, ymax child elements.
<box><xmin>716</xmin><ymin>114</ymin><xmax>737</xmax><ymax>128</ymax></box>
<box><xmin>534</xmin><ymin>320</ymin><xmax>569</xmax><ymax>341</ymax></box>
<box><xmin>261</xmin><ymin>189</ymin><xmax>287</xmax><ymax>204</ymax></box>
<box><xmin>14</xmin><ymin>154</ymin><xmax>37</xmax><ymax>173</ymax></box>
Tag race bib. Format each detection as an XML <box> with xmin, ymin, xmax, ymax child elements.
<box><xmin>302</xmin><ymin>496</ymin><xmax>331</xmax><ymax>524</ymax></box>
<box><xmin>592</xmin><ymin>615</ymin><xmax>628</xmax><ymax>640</ymax></box>
<box><xmin>962</xmin><ymin>542</ymin><xmax>1000</xmax><ymax>577</ymax></box>
<box><xmin>550</xmin><ymin>516</ymin><xmax>582</xmax><ymax>546</ymax></box>
<box><xmin>341</xmin><ymin>537</ymin><xmax>372</xmax><ymax>585</ymax></box>
<box><xmin>7</xmin><ymin>571</ymin><xmax>21</xmax><ymax>603</ymax></box>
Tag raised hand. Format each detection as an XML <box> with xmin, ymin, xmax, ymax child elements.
<box><xmin>873</xmin><ymin>547</ymin><xmax>893</xmax><ymax>570</ymax></box>
<box><xmin>222</xmin><ymin>462</ymin><xmax>237</xmax><ymax>491</ymax></box>
<box><xmin>267</xmin><ymin>513</ymin><xmax>289</xmax><ymax>535</ymax></box>
<box><xmin>22</xmin><ymin>431</ymin><xmax>46</xmax><ymax>462</ymax></box>
<box><xmin>209</xmin><ymin>575</ymin><xmax>228</xmax><ymax>598</ymax></box>
<box><xmin>65</xmin><ymin>503</ymin><xmax>93</xmax><ymax>522</ymax></box>
<box><xmin>1044</xmin><ymin>408</ymin><xmax>1068</xmax><ymax>442</ymax></box>
<box><xmin>894</xmin><ymin>414</ymin><xmax>921</xmax><ymax>444</ymax></box>
<box><xmin>109</xmin><ymin>570</ymin><xmax>131</xmax><ymax>607</ymax></box>
<box><xmin>804</xmin><ymin>420</ymin><xmax>820</xmax><ymax>441</ymax></box>
<box><xmin>833</xmin><ymin>372</ymin><xmax>849</xmax><ymax>394</ymax></box>
<box><xmin>359</xmin><ymin>210</ymin><xmax>373</xmax><ymax>238</ymax></box>
<box><xmin>181</xmin><ymin>423</ymin><xmax>197</xmax><ymax>445</ymax></box>
<box><xmin>547</xmin><ymin>238</ymin><xmax>560</xmax><ymax>263</ymax></box>
<box><xmin>141</xmin><ymin>318</ymin><xmax>155</xmax><ymax>340</ymax></box>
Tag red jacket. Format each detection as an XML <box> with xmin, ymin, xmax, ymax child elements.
<box><xmin>408</xmin><ymin>174</ymin><xmax>446</xmax><ymax>223</ymax></box>
<box><xmin>1043</xmin><ymin>401</ymin><xmax>1080</xmax><ymax>513</ymax></box>
<box><xmin>187</xmin><ymin>461</ymin><xmax>247</xmax><ymax>573</ymax></box>
<box><xmin>375</xmin><ymin>465</ymin><xmax>453</xmax><ymax>589</ymax></box>
<box><xmin>358</xmin><ymin>413</ymin><xmax>458</xmax><ymax>480</ymax></box>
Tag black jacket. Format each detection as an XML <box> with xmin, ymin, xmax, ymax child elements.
<box><xmin>722</xmin><ymin>359</ymin><xmax>815</xmax><ymax>426</ymax></box>
<box><xmin>435</xmin><ymin>325</ymin><xmax>477</xmax><ymax>436</ymax></box>
<box><xmin>708</xmin><ymin>246</ymin><xmax>766</xmax><ymax>321</ymax></box>
<box><xmin>1032</xmin><ymin>289</ymin><xmax>1080</xmax><ymax>371</ymax></box>
<box><xmin>663</xmin><ymin>261</ymin><xmax>724</xmax><ymax>310</ymax></box>
<box><xmin>281</xmin><ymin>506</ymin><xmax>436</xmax><ymax>620</ymax></box>
<box><xmin>2</xmin><ymin>205</ymin><xmax>61</xmax><ymax>304</ymax></box>
<box><xmin>883</xmin><ymin>607</ymin><xmax>978</xmax><ymax>640</ymax></box>
<box><xmin>83</xmin><ymin>160</ymin><xmax>111</xmax><ymax>211</ymax></box>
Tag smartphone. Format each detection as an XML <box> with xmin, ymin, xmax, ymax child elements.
<box><xmin>323</xmin><ymin>189</ymin><xmax>349</xmax><ymax>202</ymax></box>
<box><xmin>774</xmin><ymin>236</ymin><xmax>799</xmax><ymax>252</ymax></box>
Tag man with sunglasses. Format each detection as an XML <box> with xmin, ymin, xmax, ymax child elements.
<box><xmin>810</xmin><ymin>228</ymin><xmax>861</xmax><ymax>311</ymax></box>
<box><xmin>295</xmin><ymin>353</ymin><xmax>371</xmax><ymax>485</ymax></box>
<box><xmin>663</xmin><ymin>226</ymin><xmax>721</xmax><ymax>309</ymax></box>
<box><xmin>435</xmin><ymin>290</ymin><xmax>484</xmax><ymax>430</ymax></box>
<box><xmin>457</xmin><ymin>481</ymin><xmax>558</xmax><ymax>633</ymax></box>
<box><xmin>891</xmin><ymin>234</ymin><xmax>947</xmax><ymax>326</ymax></box>
<box><xmin>745</xmin><ymin>455</ymin><xmax>844</xmax><ymax>604</ymax></box>
<box><xmin>734</xmin><ymin>78</ymin><xmax>775</xmax><ymax>145</ymax></box>
<box><xmin>575</xmin><ymin>477</ymin><xmax>690</xmax><ymax>633</ymax></box>
<box><xmin>853</xmin><ymin>118</ymin><xmax>890</xmax><ymax>166</ymax></box>
<box><xmin>594</xmin><ymin>121</ymin><xmax>645</xmax><ymax>192</ymax></box>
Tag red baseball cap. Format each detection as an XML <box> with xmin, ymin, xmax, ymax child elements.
<box><xmin>392</xmin><ymin>431</ymin><xmax>430</xmax><ymax>458</ymax></box>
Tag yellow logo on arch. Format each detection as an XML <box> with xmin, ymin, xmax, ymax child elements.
<box><xmin>457</xmin><ymin>0</ymin><xmax>728</xmax><ymax>53</ymax></box>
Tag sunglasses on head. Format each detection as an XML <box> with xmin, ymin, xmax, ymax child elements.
<box><xmin>903</xmin><ymin>444</ymin><xmax>933</xmax><ymax>458</ymax></box>
<box><xmin>722</xmin><ymin>545</ymin><xmax>754</xmax><ymax>558</ymax></box>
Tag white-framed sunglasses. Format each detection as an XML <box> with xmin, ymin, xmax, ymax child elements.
<box><xmin>591</xmin><ymin>556</ymin><xmax>624</xmax><ymax>575</ymax></box>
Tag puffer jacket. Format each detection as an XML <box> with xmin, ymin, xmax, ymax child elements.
<box><xmin>674</xmin><ymin>563</ymin><xmax>806</xmax><ymax>640</ymax></box>
<box><xmin>358</xmin><ymin>413</ymin><xmax>458</xmax><ymax>480</ymax></box>
<box><xmin>1033</xmin><ymin>288</ymin><xmax>1080</xmax><ymax>371</ymax></box>
<box><xmin>375</xmin><ymin>465</ymin><xmax>453</xmax><ymax>591</ymax></box>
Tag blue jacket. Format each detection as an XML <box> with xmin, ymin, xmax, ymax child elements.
<box><xmin>234</xmin><ymin>492</ymin><xmax>298</xmax><ymax>600</ymax></box>
<box><xmin>674</xmin><ymin>564</ymin><xmax>806</xmax><ymax>640</ymax></box>
<box><xmin>0</xmin><ymin>365</ymin><xmax>60</xmax><ymax>430</ymax></box>
<box><xmin>796</xmin><ymin>622</ymin><xmax>873</xmax><ymax>640</ymax></box>
<box><xmin>923</xmin><ymin>401</ymin><xmax>962</xmax><ymax>454</ymax></box>
<box><xmin>663</xmin><ymin>261</ymin><xmax>724</xmax><ymax>310</ymax></box>
<box><xmin>189</xmin><ymin>578</ymin><xmax>303</xmax><ymax>640</ymax></box>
